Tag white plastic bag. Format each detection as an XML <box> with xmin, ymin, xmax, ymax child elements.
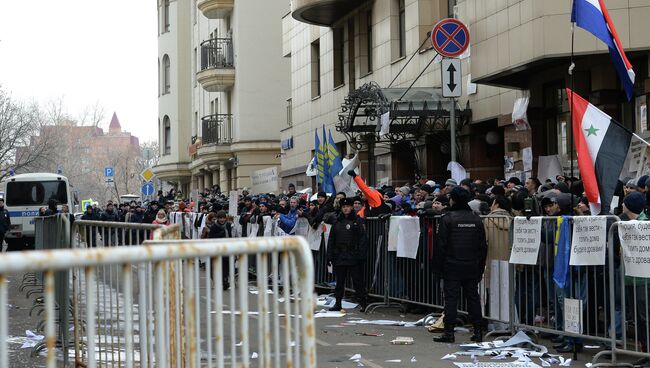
<box><xmin>512</xmin><ymin>91</ymin><xmax>530</xmax><ymax>131</ymax></box>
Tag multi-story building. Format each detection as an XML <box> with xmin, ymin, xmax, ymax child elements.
<box><xmin>153</xmin><ymin>0</ymin><xmax>290</xmax><ymax>196</ymax></box>
<box><xmin>281</xmin><ymin>0</ymin><xmax>650</xmax><ymax>188</ymax></box>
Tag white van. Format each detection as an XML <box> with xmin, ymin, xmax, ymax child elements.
<box><xmin>1</xmin><ymin>173</ymin><xmax>74</xmax><ymax>251</ymax></box>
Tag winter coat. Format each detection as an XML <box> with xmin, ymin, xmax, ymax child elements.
<box><xmin>483</xmin><ymin>209</ymin><xmax>512</xmax><ymax>286</ymax></box>
<box><xmin>208</xmin><ymin>221</ymin><xmax>232</xmax><ymax>239</ymax></box>
<box><xmin>436</xmin><ymin>204</ymin><xmax>488</xmax><ymax>280</ymax></box>
<box><xmin>101</xmin><ymin>209</ymin><xmax>121</xmax><ymax>222</ymax></box>
<box><xmin>326</xmin><ymin>211</ymin><xmax>368</xmax><ymax>266</ymax></box>
<box><xmin>0</xmin><ymin>207</ymin><xmax>11</xmax><ymax>234</ymax></box>
<box><xmin>278</xmin><ymin>208</ymin><xmax>299</xmax><ymax>234</ymax></box>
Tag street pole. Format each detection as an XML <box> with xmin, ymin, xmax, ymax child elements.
<box><xmin>450</xmin><ymin>98</ymin><xmax>456</xmax><ymax>163</ymax></box>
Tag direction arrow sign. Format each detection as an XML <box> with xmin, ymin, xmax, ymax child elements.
<box><xmin>431</xmin><ymin>18</ymin><xmax>470</xmax><ymax>58</ymax></box>
<box><xmin>441</xmin><ymin>58</ymin><xmax>461</xmax><ymax>98</ymax></box>
<box><xmin>141</xmin><ymin>182</ymin><xmax>155</xmax><ymax>196</ymax></box>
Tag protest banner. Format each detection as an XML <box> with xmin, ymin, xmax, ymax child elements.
<box><xmin>508</xmin><ymin>217</ymin><xmax>542</xmax><ymax>265</ymax></box>
<box><xmin>618</xmin><ymin>221</ymin><xmax>650</xmax><ymax>278</ymax></box>
<box><xmin>570</xmin><ymin>216</ymin><xmax>607</xmax><ymax>265</ymax></box>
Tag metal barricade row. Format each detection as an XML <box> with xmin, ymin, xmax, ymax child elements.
<box><xmin>0</xmin><ymin>227</ymin><xmax>316</xmax><ymax>368</ymax></box>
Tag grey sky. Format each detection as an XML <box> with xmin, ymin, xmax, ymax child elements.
<box><xmin>0</xmin><ymin>0</ymin><xmax>158</xmax><ymax>142</ymax></box>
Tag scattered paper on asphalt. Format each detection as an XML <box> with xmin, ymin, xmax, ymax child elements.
<box><xmin>390</xmin><ymin>336</ymin><xmax>414</xmax><ymax>345</ymax></box>
<box><xmin>336</xmin><ymin>342</ymin><xmax>370</xmax><ymax>346</ymax></box>
<box><xmin>17</xmin><ymin>330</ymin><xmax>44</xmax><ymax>349</ymax></box>
<box><xmin>441</xmin><ymin>354</ymin><xmax>457</xmax><ymax>360</ymax></box>
<box><xmin>411</xmin><ymin>356</ymin><xmax>417</xmax><ymax>362</ymax></box>
<box><xmin>346</xmin><ymin>319</ymin><xmax>420</xmax><ymax>327</ymax></box>
<box><xmin>251</xmin><ymin>352</ymin><xmax>258</xmax><ymax>359</ymax></box>
<box><xmin>584</xmin><ymin>345</ymin><xmax>599</xmax><ymax>349</ymax></box>
<box><xmin>314</xmin><ymin>309</ymin><xmax>345</xmax><ymax>318</ymax></box>
<box><xmin>316</xmin><ymin>295</ymin><xmax>358</xmax><ymax>309</ymax></box>
<box><xmin>453</xmin><ymin>363</ymin><xmax>542</xmax><ymax>367</ymax></box>
<box><xmin>385</xmin><ymin>359</ymin><xmax>401</xmax><ymax>363</ymax></box>
<box><xmin>350</xmin><ymin>353</ymin><xmax>362</xmax><ymax>361</ymax></box>
<box><xmin>558</xmin><ymin>357</ymin><xmax>571</xmax><ymax>366</ymax></box>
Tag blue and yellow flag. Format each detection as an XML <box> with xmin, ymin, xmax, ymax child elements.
<box><xmin>315</xmin><ymin>129</ymin><xmax>325</xmax><ymax>186</ymax></box>
<box><xmin>320</xmin><ymin>125</ymin><xmax>335</xmax><ymax>193</ymax></box>
<box><xmin>327</xmin><ymin>129</ymin><xmax>343</xmax><ymax>178</ymax></box>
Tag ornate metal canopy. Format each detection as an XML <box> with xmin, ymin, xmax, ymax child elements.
<box><xmin>336</xmin><ymin>82</ymin><xmax>471</xmax><ymax>150</ymax></box>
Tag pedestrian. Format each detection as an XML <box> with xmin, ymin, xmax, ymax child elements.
<box><xmin>81</xmin><ymin>205</ymin><xmax>97</xmax><ymax>247</ymax></box>
<box><xmin>43</xmin><ymin>199</ymin><xmax>58</xmax><ymax>216</ymax></box>
<box><xmin>152</xmin><ymin>209</ymin><xmax>170</xmax><ymax>225</ymax></box>
<box><xmin>326</xmin><ymin>197</ymin><xmax>368</xmax><ymax>312</ymax></box>
<box><xmin>0</xmin><ymin>198</ymin><xmax>11</xmax><ymax>250</ymax></box>
<box><xmin>208</xmin><ymin>210</ymin><xmax>233</xmax><ymax>289</ymax></box>
<box><xmin>433</xmin><ymin>186</ymin><xmax>487</xmax><ymax>343</ymax></box>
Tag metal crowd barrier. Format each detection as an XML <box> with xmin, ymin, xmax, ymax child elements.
<box><xmin>0</xmin><ymin>229</ymin><xmax>316</xmax><ymax>368</ymax></box>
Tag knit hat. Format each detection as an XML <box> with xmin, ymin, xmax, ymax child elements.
<box><xmin>626</xmin><ymin>179</ymin><xmax>638</xmax><ymax>190</ymax></box>
<box><xmin>445</xmin><ymin>178</ymin><xmax>457</xmax><ymax>187</ymax></box>
<box><xmin>399</xmin><ymin>186</ymin><xmax>410</xmax><ymax>196</ymax></box>
<box><xmin>637</xmin><ymin>175</ymin><xmax>649</xmax><ymax>189</ymax></box>
<box><xmin>449</xmin><ymin>186</ymin><xmax>471</xmax><ymax>205</ymax></box>
<box><xmin>623</xmin><ymin>192</ymin><xmax>646</xmax><ymax>214</ymax></box>
<box><xmin>317</xmin><ymin>191</ymin><xmax>327</xmax><ymax>198</ymax></box>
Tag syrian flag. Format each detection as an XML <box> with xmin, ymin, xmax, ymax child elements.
<box><xmin>572</xmin><ymin>0</ymin><xmax>635</xmax><ymax>100</ymax></box>
<box><xmin>568</xmin><ymin>88</ymin><xmax>632</xmax><ymax>214</ymax></box>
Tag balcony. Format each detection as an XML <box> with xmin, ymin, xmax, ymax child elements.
<box><xmin>197</xmin><ymin>0</ymin><xmax>233</xmax><ymax>19</ymax></box>
<box><xmin>292</xmin><ymin>0</ymin><xmax>370</xmax><ymax>27</ymax></box>
<box><xmin>201</xmin><ymin>114</ymin><xmax>233</xmax><ymax>145</ymax></box>
<box><xmin>196</xmin><ymin>38</ymin><xmax>235</xmax><ymax>92</ymax></box>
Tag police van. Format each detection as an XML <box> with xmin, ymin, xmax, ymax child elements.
<box><xmin>0</xmin><ymin>173</ymin><xmax>74</xmax><ymax>251</ymax></box>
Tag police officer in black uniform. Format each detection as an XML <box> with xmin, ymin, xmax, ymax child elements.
<box><xmin>433</xmin><ymin>186</ymin><xmax>487</xmax><ymax>343</ymax></box>
<box><xmin>0</xmin><ymin>198</ymin><xmax>10</xmax><ymax>250</ymax></box>
<box><xmin>326</xmin><ymin>197</ymin><xmax>368</xmax><ymax>312</ymax></box>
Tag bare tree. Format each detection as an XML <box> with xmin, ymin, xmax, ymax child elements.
<box><xmin>44</xmin><ymin>95</ymin><xmax>74</xmax><ymax>126</ymax></box>
<box><xmin>78</xmin><ymin>101</ymin><xmax>105</xmax><ymax>127</ymax></box>
<box><xmin>140</xmin><ymin>140</ymin><xmax>160</xmax><ymax>168</ymax></box>
<box><xmin>0</xmin><ymin>89</ymin><xmax>54</xmax><ymax>181</ymax></box>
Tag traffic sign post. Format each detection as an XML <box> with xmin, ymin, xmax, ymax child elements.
<box><xmin>141</xmin><ymin>182</ymin><xmax>155</xmax><ymax>197</ymax></box>
<box><xmin>104</xmin><ymin>167</ymin><xmax>114</xmax><ymax>183</ymax></box>
<box><xmin>441</xmin><ymin>58</ymin><xmax>461</xmax><ymax>98</ymax></box>
<box><xmin>141</xmin><ymin>167</ymin><xmax>155</xmax><ymax>182</ymax></box>
<box><xmin>432</xmin><ymin>19</ymin><xmax>469</xmax><ymax>165</ymax></box>
<box><xmin>431</xmin><ymin>18</ymin><xmax>470</xmax><ymax>58</ymax></box>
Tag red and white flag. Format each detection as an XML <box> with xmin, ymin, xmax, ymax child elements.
<box><xmin>568</xmin><ymin>88</ymin><xmax>632</xmax><ymax>214</ymax></box>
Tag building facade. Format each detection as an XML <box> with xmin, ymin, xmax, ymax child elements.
<box><xmin>281</xmin><ymin>0</ymin><xmax>650</xmax><ymax>188</ymax></box>
<box><xmin>153</xmin><ymin>0</ymin><xmax>291</xmax><ymax>196</ymax></box>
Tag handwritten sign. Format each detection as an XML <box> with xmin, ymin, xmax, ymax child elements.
<box><xmin>570</xmin><ymin>216</ymin><xmax>607</xmax><ymax>266</ymax></box>
<box><xmin>508</xmin><ymin>217</ymin><xmax>542</xmax><ymax>265</ymax></box>
<box><xmin>564</xmin><ymin>298</ymin><xmax>583</xmax><ymax>334</ymax></box>
<box><xmin>250</xmin><ymin>166</ymin><xmax>279</xmax><ymax>194</ymax></box>
<box><xmin>618</xmin><ymin>221</ymin><xmax>650</xmax><ymax>278</ymax></box>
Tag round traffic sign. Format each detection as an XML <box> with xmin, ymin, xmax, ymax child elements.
<box><xmin>141</xmin><ymin>182</ymin><xmax>154</xmax><ymax>196</ymax></box>
<box><xmin>431</xmin><ymin>18</ymin><xmax>470</xmax><ymax>58</ymax></box>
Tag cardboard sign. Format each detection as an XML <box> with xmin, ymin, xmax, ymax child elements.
<box><xmin>564</xmin><ymin>298</ymin><xmax>583</xmax><ymax>334</ymax></box>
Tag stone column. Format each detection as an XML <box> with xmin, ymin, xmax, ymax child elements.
<box><xmin>198</xmin><ymin>174</ymin><xmax>205</xmax><ymax>192</ymax></box>
<box><xmin>220</xmin><ymin>163</ymin><xmax>229</xmax><ymax>192</ymax></box>
<box><xmin>205</xmin><ymin>172</ymin><xmax>213</xmax><ymax>188</ymax></box>
<box><xmin>212</xmin><ymin>171</ymin><xmax>219</xmax><ymax>190</ymax></box>
<box><xmin>191</xmin><ymin>174</ymin><xmax>198</xmax><ymax>191</ymax></box>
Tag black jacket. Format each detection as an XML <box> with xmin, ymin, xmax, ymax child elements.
<box><xmin>0</xmin><ymin>207</ymin><xmax>10</xmax><ymax>233</ymax></box>
<box><xmin>208</xmin><ymin>221</ymin><xmax>232</xmax><ymax>239</ymax></box>
<box><xmin>101</xmin><ymin>209</ymin><xmax>121</xmax><ymax>222</ymax></box>
<box><xmin>436</xmin><ymin>204</ymin><xmax>487</xmax><ymax>280</ymax></box>
<box><xmin>326</xmin><ymin>212</ymin><xmax>368</xmax><ymax>266</ymax></box>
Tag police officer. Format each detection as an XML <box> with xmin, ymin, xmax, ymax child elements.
<box><xmin>433</xmin><ymin>186</ymin><xmax>487</xmax><ymax>343</ymax></box>
<box><xmin>326</xmin><ymin>197</ymin><xmax>368</xmax><ymax>312</ymax></box>
<box><xmin>0</xmin><ymin>198</ymin><xmax>10</xmax><ymax>250</ymax></box>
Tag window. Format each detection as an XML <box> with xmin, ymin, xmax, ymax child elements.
<box><xmin>333</xmin><ymin>27</ymin><xmax>344</xmax><ymax>88</ymax></box>
<box><xmin>163</xmin><ymin>116</ymin><xmax>171</xmax><ymax>155</ymax></box>
<box><xmin>311</xmin><ymin>40</ymin><xmax>321</xmax><ymax>98</ymax></box>
<box><xmin>162</xmin><ymin>54</ymin><xmax>170</xmax><ymax>94</ymax></box>
<box><xmin>163</xmin><ymin>0</ymin><xmax>170</xmax><ymax>33</ymax></box>
<box><xmin>448</xmin><ymin>0</ymin><xmax>457</xmax><ymax>17</ymax></box>
<box><xmin>398</xmin><ymin>0</ymin><xmax>406</xmax><ymax>57</ymax></box>
<box><xmin>193</xmin><ymin>48</ymin><xmax>197</xmax><ymax>86</ymax></box>
<box><xmin>286</xmin><ymin>98</ymin><xmax>293</xmax><ymax>127</ymax></box>
<box><xmin>6</xmin><ymin>181</ymin><xmax>68</xmax><ymax>206</ymax></box>
<box><xmin>363</xmin><ymin>10</ymin><xmax>373</xmax><ymax>73</ymax></box>
<box><xmin>347</xmin><ymin>19</ymin><xmax>356</xmax><ymax>91</ymax></box>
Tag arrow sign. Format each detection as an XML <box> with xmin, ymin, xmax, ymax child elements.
<box><xmin>441</xmin><ymin>58</ymin><xmax>461</xmax><ymax>98</ymax></box>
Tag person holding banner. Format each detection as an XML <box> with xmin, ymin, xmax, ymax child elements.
<box><xmin>433</xmin><ymin>187</ymin><xmax>487</xmax><ymax>343</ymax></box>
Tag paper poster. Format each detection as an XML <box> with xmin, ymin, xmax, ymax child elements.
<box><xmin>396</xmin><ymin>217</ymin><xmax>421</xmax><ymax>259</ymax></box>
<box><xmin>248</xmin><ymin>223</ymin><xmax>259</xmax><ymax>238</ymax></box>
<box><xmin>379</xmin><ymin>111</ymin><xmax>390</xmax><ymax>136</ymax></box>
<box><xmin>263</xmin><ymin>216</ymin><xmax>275</xmax><ymax>237</ymax></box>
<box><xmin>307</xmin><ymin>224</ymin><xmax>324</xmax><ymax>251</ymax></box>
<box><xmin>323</xmin><ymin>224</ymin><xmax>332</xmax><ymax>250</ymax></box>
<box><xmin>454</xmin><ymin>362</ymin><xmax>542</xmax><ymax>368</ymax></box>
<box><xmin>537</xmin><ymin>155</ymin><xmax>563</xmax><ymax>183</ymax></box>
<box><xmin>508</xmin><ymin>217</ymin><xmax>542</xmax><ymax>265</ymax></box>
<box><xmin>618</xmin><ymin>221</ymin><xmax>650</xmax><ymax>278</ymax></box>
<box><xmin>228</xmin><ymin>191</ymin><xmax>239</xmax><ymax>216</ymax></box>
<box><xmin>447</xmin><ymin>161</ymin><xmax>467</xmax><ymax>183</ymax></box>
<box><xmin>488</xmin><ymin>260</ymin><xmax>510</xmax><ymax>322</ymax></box>
<box><xmin>522</xmin><ymin>147</ymin><xmax>533</xmax><ymax>172</ymax></box>
<box><xmin>292</xmin><ymin>217</ymin><xmax>310</xmax><ymax>237</ymax></box>
<box><xmin>564</xmin><ymin>298</ymin><xmax>583</xmax><ymax>334</ymax></box>
<box><xmin>387</xmin><ymin>217</ymin><xmax>400</xmax><ymax>251</ymax></box>
<box><xmin>570</xmin><ymin>216</ymin><xmax>607</xmax><ymax>266</ymax></box>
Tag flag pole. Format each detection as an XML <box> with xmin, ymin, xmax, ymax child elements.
<box><xmin>569</xmin><ymin>18</ymin><xmax>576</xmax><ymax>216</ymax></box>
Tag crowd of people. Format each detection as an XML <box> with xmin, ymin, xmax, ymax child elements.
<box><xmin>72</xmin><ymin>172</ymin><xmax>649</xmax><ymax>350</ymax></box>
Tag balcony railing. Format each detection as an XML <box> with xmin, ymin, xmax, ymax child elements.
<box><xmin>200</xmin><ymin>38</ymin><xmax>234</xmax><ymax>71</ymax></box>
<box><xmin>201</xmin><ymin>114</ymin><xmax>233</xmax><ymax>145</ymax></box>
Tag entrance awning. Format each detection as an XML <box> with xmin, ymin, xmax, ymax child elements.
<box><xmin>336</xmin><ymin>82</ymin><xmax>470</xmax><ymax>149</ymax></box>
